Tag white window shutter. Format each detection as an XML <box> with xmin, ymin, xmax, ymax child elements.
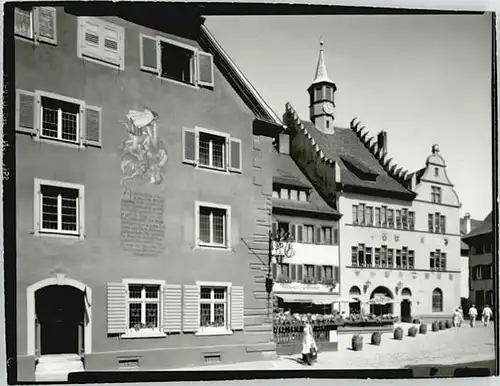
<box><xmin>16</xmin><ymin>90</ymin><xmax>38</xmax><ymax>136</ymax></box>
<box><xmin>83</xmin><ymin>105</ymin><xmax>102</xmax><ymax>147</ymax></box>
<box><xmin>231</xmin><ymin>286</ymin><xmax>244</xmax><ymax>331</ymax></box>
<box><xmin>14</xmin><ymin>8</ymin><xmax>34</xmax><ymax>40</ymax></box>
<box><xmin>106</xmin><ymin>282</ymin><xmax>127</xmax><ymax>335</ymax></box>
<box><xmin>229</xmin><ymin>138</ymin><xmax>242</xmax><ymax>173</ymax></box>
<box><xmin>182</xmin><ymin>285</ymin><xmax>199</xmax><ymax>332</ymax></box>
<box><xmin>140</xmin><ymin>34</ymin><xmax>158</xmax><ymax>73</ymax></box>
<box><xmin>80</xmin><ymin>17</ymin><xmax>101</xmax><ymax>59</ymax></box>
<box><xmin>197</xmin><ymin>51</ymin><xmax>214</xmax><ymax>87</ymax></box>
<box><xmin>163</xmin><ymin>284</ymin><xmax>182</xmax><ymax>333</ymax></box>
<box><xmin>37</xmin><ymin>7</ymin><xmax>57</xmax><ymax>45</ymax></box>
<box><xmin>182</xmin><ymin>127</ymin><xmax>197</xmax><ymax>165</ymax></box>
<box><xmin>102</xmin><ymin>24</ymin><xmax>123</xmax><ymax>68</ymax></box>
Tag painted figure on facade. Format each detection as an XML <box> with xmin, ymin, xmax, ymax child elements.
<box><xmin>119</xmin><ymin>108</ymin><xmax>168</xmax><ymax>186</ymax></box>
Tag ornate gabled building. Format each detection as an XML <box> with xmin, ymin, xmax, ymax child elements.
<box><xmin>282</xmin><ymin>41</ymin><xmax>463</xmax><ymax>323</ymax></box>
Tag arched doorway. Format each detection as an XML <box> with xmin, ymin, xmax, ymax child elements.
<box><xmin>349</xmin><ymin>286</ymin><xmax>361</xmax><ymax>315</ymax></box>
<box><xmin>400</xmin><ymin>288</ymin><xmax>412</xmax><ymax>322</ymax></box>
<box><xmin>36</xmin><ymin>285</ymin><xmax>84</xmax><ymax>355</ymax></box>
<box><xmin>369</xmin><ymin>286</ymin><xmax>394</xmax><ymax>316</ymax></box>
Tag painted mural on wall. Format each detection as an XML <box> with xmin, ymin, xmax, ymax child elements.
<box><xmin>119</xmin><ymin>109</ymin><xmax>168</xmax><ymax>186</ymax></box>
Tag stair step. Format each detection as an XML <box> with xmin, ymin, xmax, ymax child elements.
<box><xmin>37</xmin><ymin>364</ymin><xmax>84</xmax><ymax>373</ymax></box>
<box><xmin>38</xmin><ymin>354</ymin><xmax>81</xmax><ymax>363</ymax></box>
<box><xmin>245</xmin><ymin>323</ymin><xmax>273</xmax><ymax>333</ymax></box>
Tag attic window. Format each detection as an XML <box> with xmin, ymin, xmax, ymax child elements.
<box><xmin>273</xmin><ymin>185</ymin><xmax>309</xmax><ymax>202</ymax></box>
<box><xmin>341</xmin><ymin>155</ymin><xmax>379</xmax><ymax>181</ymax></box>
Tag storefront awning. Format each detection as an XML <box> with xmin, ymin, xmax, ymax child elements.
<box><xmin>368</xmin><ymin>294</ymin><xmax>394</xmax><ymax>305</ymax></box>
<box><xmin>277</xmin><ymin>294</ymin><xmax>357</xmax><ymax>305</ymax></box>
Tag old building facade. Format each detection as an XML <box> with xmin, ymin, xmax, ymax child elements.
<box><xmin>13</xmin><ymin>4</ymin><xmax>283</xmax><ymax>381</ymax></box>
<box><xmin>282</xmin><ymin>42</ymin><xmax>463</xmax><ymax>323</ymax></box>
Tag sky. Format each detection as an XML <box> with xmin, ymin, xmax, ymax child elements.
<box><xmin>205</xmin><ymin>14</ymin><xmax>493</xmax><ymax>221</ymax></box>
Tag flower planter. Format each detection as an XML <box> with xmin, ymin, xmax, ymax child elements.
<box><xmin>445</xmin><ymin>320</ymin><xmax>452</xmax><ymax>329</ymax></box>
<box><xmin>412</xmin><ymin>318</ymin><xmax>421</xmax><ymax>324</ymax></box>
<box><xmin>439</xmin><ymin>321</ymin><xmax>445</xmax><ymax>330</ymax></box>
<box><xmin>371</xmin><ymin>331</ymin><xmax>382</xmax><ymax>346</ymax></box>
<box><xmin>431</xmin><ymin>321</ymin><xmax>439</xmax><ymax>332</ymax></box>
<box><xmin>408</xmin><ymin>326</ymin><xmax>417</xmax><ymax>337</ymax></box>
<box><xmin>419</xmin><ymin>324</ymin><xmax>427</xmax><ymax>334</ymax></box>
<box><xmin>394</xmin><ymin>327</ymin><xmax>403</xmax><ymax>340</ymax></box>
<box><xmin>352</xmin><ymin>335</ymin><xmax>363</xmax><ymax>351</ymax></box>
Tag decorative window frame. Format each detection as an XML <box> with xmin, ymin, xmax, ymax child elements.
<box><xmin>120</xmin><ymin>278</ymin><xmax>167</xmax><ymax>339</ymax></box>
<box><xmin>14</xmin><ymin>6</ymin><xmax>58</xmax><ymax>45</ymax></box>
<box><xmin>77</xmin><ymin>17</ymin><xmax>125</xmax><ymax>71</ymax></box>
<box><xmin>194</xmin><ymin>201</ymin><xmax>232</xmax><ymax>251</ymax></box>
<box><xmin>195</xmin><ymin>281</ymin><xmax>233</xmax><ymax>336</ymax></box>
<box><xmin>33</xmin><ymin>178</ymin><xmax>85</xmax><ymax>239</ymax></box>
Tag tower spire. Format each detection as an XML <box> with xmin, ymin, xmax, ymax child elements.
<box><xmin>312</xmin><ymin>39</ymin><xmax>333</xmax><ymax>84</ymax></box>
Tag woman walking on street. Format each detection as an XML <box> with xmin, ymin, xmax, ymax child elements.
<box><xmin>301</xmin><ymin>317</ymin><xmax>318</xmax><ymax>366</ymax></box>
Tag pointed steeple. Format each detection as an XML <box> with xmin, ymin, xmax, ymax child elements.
<box><xmin>312</xmin><ymin>40</ymin><xmax>333</xmax><ymax>85</ymax></box>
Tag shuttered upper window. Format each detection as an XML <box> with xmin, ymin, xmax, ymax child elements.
<box><xmin>14</xmin><ymin>6</ymin><xmax>58</xmax><ymax>45</ymax></box>
<box><xmin>16</xmin><ymin>89</ymin><xmax>102</xmax><ymax>148</ymax></box>
<box><xmin>77</xmin><ymin>17</ymin><xmax>125</xmax><ymax>70</ymax></box>
<box><xmin>182</xmin><ymin>126</ymin><xmax>242</xmax><ymax>174</ymax></box>
<box><xmin>139</xmin><ymin>34</ymin><xmax>215</xmax><ymax>89</ymax></box>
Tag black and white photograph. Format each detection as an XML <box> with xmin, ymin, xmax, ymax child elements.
<box><xmin>2</xmin><ymin>1</ymin><xmax>498</xmax><ymax>384</ymax></box>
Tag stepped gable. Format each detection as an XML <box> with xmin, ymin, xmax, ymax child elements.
<box><xmin>272</xmin><ymin>149</ymin><xmax>339</xmax><ymax>216</ymax></box>
<box><xmin>285</xmin><ymin>103</ymin><xmax>414</xmax><ymax>198</ymax></box>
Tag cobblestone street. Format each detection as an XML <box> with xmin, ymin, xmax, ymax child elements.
<box><xmin>173</xmin><ymin>323</ymin><xmax>496</xmax><ymax>371</ymax></box>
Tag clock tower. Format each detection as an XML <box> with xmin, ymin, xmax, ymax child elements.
<box><xmin>308</xmin><ymin>40</ymin><xmax>337</xmax><ymax>134</ymax></box>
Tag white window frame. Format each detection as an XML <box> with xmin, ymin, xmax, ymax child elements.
<box><xmin>37</xmin><ymin>90</ymin><xmax>83</xmax><ymax>146</ymax></box>
<box><xmin>195</xmin><ymin>201</ymin><xmax>231</xmax><ymax>250</ymax></box>
<box><xmin>14</xmin><ymin>6</ymin><xmax>58</xmax><ymax>45</ymax></box>
<box><xmin>77</xmin><ymin>17</ymin><xmax>125</xmax><ymax>71</ymax></box>
<box><xmin>34</xmin><ymin>179</ymin><xmax>85</xmax><ymax>239</ymax></box>
<box><xmin>195</xmin><ymin>281</ymin><xmax>233</xmax><ymax>336</ymax></box>
<box><xmin>196</xmin><ymin>126</ymin><xmax>229</xmax><ymax>172</ymax></box>
<box><xmin>121</xmin><ymin>278</ymin><xmax>166</xmax><ymax>339</ymax></box>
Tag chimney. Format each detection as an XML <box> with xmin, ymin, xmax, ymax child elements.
<box><xmin>464</xmin><ymin>212</ymin><xmax>471</xmax><ymax>234</ymax></box>
<box><xmin>377</xmin><ymin>131</ymin><xmax>387</xmax><ymax>156</ymax></box>
<box><xmin>279</xmin><ymin>133</ymin><xmax>290</xmax><ymax>155</ymax></box>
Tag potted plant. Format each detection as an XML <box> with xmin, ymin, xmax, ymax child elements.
<box><xmin>352</xmin><ymin>334</ymin><xmax>363</xmax><ymax>351</ymax></box>
<box><xmin>408</xmin><ymin>326</ymin><xmax>417</xmax><ymax>337</ymax></box>
<box><xmin>431</xmin><ymin>321</ymin><xmax>439</xmax><ymax>332</ymax></box>
<box><xmin>439</xmin><ymin>320</ymin><xmax>445</xmax><ymax>330</ymax></box>
<box><xmin>412</xmin><ymin>318</ymin><xmax>421</xmax><ymax>324</ymax></box>
<box><xmin>419</xmin><ymin>323</ymin><xmax>427</xmax><ymax>334</ymax></box>
<box><xmin>445</xmin><ymin>320</ymin><xmax>452</xmax><ymax>329</ymax></box>
<box><xmin>394</xmin><ymin>327</ymin><xmax>403</xmax><ymax>340</ymax></box>
<box><xmin>371</xmin><ymin>331</ymin><xmax>382</xmax><ymax>346</ymax></box>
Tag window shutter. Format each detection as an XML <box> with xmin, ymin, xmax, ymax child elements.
<box><xmin>197</xmin><ymin>51</ymin><xmax>214</xmax><ymax>87</ymax></box>
<box><xmin>297</xmin><ymin>225</ymin><xmax>303</xmax><ymax>243</ymax></box>
<box><xmin>102</xmin><ymin>24</ymin><xmax>122</xmax><ymax>68</ymax></box>
<box><xmin>16</xmin><ymin>89</ymin><xmax>37</xmax><ymax>136</ymax></box>
<box><xmin>333</xmin><ymin>266</ymin><xmax>340</xmax><ymax>282</ymax></box>
<box><xmin>316</xmin><ymin>226</ymin><xmax>321</xmax><ymax>245</ymax></box>
<box><xmin>163</xmin><ymin>284</ymin><xmax>182</xmax><ymax>333</ymax></box>
<box><xmin>182</xmin><ymin>127</ymin><xmax>197</xmax><ymax>165</ymax></box>
<box><xmin>290</xmin><ymin>224</ymin><xmax>296</xmax><ymax>241</ymax></box>
<box><xmin>140</xmin><ymin>34</ymin><xmax>158</xmax><ymax>73</ymax></box>
<box><xmin>230</xmin><ymin>286</ymin><xmax>244</xmax><ymax>331</ymax></box>
<box><xmin>83</xmin><ymin>105</ymin><xmax>102</xmax><ymax>147</ymax></box>
<box><xmin>106</xmin><ymin>282</ymin><xmax>127</xmax><ymax>335</ymax></box>
<box><xmin>271</xmin><ymin>222</ymin><xmax>277</xmax><ymax>238</ymax></box>
<box><xmin>229</xmin><ymin>138</ymin><xmax>242</xmax><ymax>173</ymax></box>
<box><xmin>182</xmin><ymin>285</ymin><xmax>199</xmax><ymax>332</ymax></box>
<box><xmin>290</xmin><ymin>264</ymin><xmax>297</xmax><ymax>281</ymax></box>
<box><xmin>271</xmin><ymin>263</ymin><xmax>278</xmax><ymax>279</ymax></box>
<box><xmin>315</xmin><ymin>265</ymin><xmax>322</xmax><ymax>280</ymax></box>
<box><xmin>37</xmin><ymin>7</ymin><xmax>57</xmax><ymax>45</ymax></box>
<box><xmin>80</xmin><ymin>18</ymin><xmax>101</xmax><ymax>59</ymax></box>
<box><xmin>297</xmin><ymin>265</ymin><xmax>303</xmax><ymax>281</ymax></box>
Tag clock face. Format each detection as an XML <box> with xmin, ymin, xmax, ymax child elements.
<box><xmin>323</xmin><ymin>103</ymin><xmax>334</xmax><ymax>115</ymax></box>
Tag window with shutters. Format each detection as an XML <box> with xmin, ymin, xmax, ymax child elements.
<box><xmin>195</xmin><ymin>201</ymin><xmax>231</xmax><ymax>249</ymax></box>
<box><xmin>199</xmin><ymin>286</ymin><xmax>228</xmax><ymax>333</ymax></box>
<box><xmin>14</xmin><ymin>6</ymin><xmax>58</xmax><ymax>45</ymax></box>
<box><xmin>182</xmin><ymin>127</ymin><xmax>241</xmax><ymax>174</ymax></box>
<box><xmin>127</xmin><ymin>284</ymin><xmax>161</xmax><ymax>333</ymax></box>
<box><xmin>139</xmin><ymin>34</ymin><xmax>215</xmax><ymax>89</ymax></box>
<box><xmin>34</xmin><ymin>179</ymin><xmax>84</xmax><ymax>238</ymax></box>
<box><xmin>77</xmin><ymin>17</ymin><xmax>125</xmax><ymax>70</ymax></box>
<box><xmin>16</xmin><ymin>89</ymin><xmax>102</xmax><ymax>148</ymax></box>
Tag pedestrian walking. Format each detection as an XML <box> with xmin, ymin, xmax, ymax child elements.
<box><xmin>458</xmin><ymin>306</ymin><xmax>464</xmax><ymax>327</ymax></box>
<box><xmin>469</xmin><ymin>304</ymin><xmax>478</xmax><ymax>327</ymax></box>
<box><xmin>453</xmin><ymin>308</ymin><xmax>460</xmax><ymax>329</ymax></box>
<box><xmin>301</xmin><ymin>318</ymin><xmax>318</xmax><ymax>366</ymax></box>
<box><xmin>482</xmin><ymin>305</ymin><xmax>492</xmax><ymax>327</ymax></box>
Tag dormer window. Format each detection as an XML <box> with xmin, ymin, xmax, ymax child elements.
<box><xmin>273</xmin><ymin>184</ymin><xmax>309</xmax><ymax>202</ymax></box>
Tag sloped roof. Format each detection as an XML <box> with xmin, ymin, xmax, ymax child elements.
<box><xmin>301</xmin><ymin>121</ymin><xmax>413</xmax><ymax>197</ymax></box>
<box><xmin>463</xmin><ymin>211</ymin><xmax>494</xmax><ymax>241</ymax></box>
<box><xmin>272</xmin><ymin>150</ymin><xmax>339</xmax><ymax>217</ymax></box>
